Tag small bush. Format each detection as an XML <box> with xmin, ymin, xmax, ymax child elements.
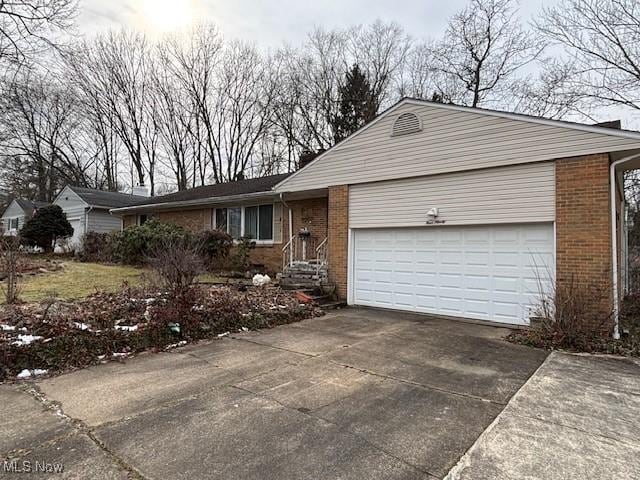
<box><xmin>20</xmin><ymin>205</ymin><xmax>73</xmax><ymax>252</ymax></box>
<box><xmin>78</xmin><ymin>232</ymin><xmax>113</xmax><ymax>263</ymax></box>
<box><xmin>1</xmin><ymin>236</ymin><xmax>21</xmax><ymax>304</ymax></box>
<box><xmin>111</xmin><ymin>219</ymin><xmax>188</xmax><ymax>265</ymax></box>
<box><xmin>147</xmin><ymin>238</ymin><xmax>204</xmax><ymax>295</ymax></box>
<box><xmin>509</xmin><ymin>276</ymin><xmax>613</xmax><ymax>353</ymax></box>
<box><xmin>195</xmin><ymin>229</ymin><xmax>233</xmax><ymax>268</ymax></box>
<box><xmin>233</xmin><ymin>236</ymin><xmax>256</xmax><ymax>270</ymax></box>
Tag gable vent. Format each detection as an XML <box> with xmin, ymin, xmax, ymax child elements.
<box><xmin>391</xmin><ymin>112</ymin><xmax>422</xmax><ymax>137</ymax></box>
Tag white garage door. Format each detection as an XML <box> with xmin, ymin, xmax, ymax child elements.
<box><xmin>352</xmin><ymin>224</ymin><xmax>554</xmax><ymax>325</ymax></box>
<box><xmin>68</xmin><ymin>218</ymin><xmax>83</xmax><ymax>248</ymax></box>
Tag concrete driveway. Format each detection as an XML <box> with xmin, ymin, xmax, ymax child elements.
<box><xmin>1</xmin><ymin>308</ymin><xmax>547</xmax><ymax>479</ymax></box>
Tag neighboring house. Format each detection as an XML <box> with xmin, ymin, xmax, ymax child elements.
<box><xmin>1</xmin><ymin>198</ymin><xmax>49</xmax><ymax>236</ymax></box>
<box><xmin>53</xmin><ymin>186</ymin><xmax>148</xmax><ymax>248</ymax></box>
<box><xmin>112</xmin><ymin>98</ymin><xmax>640</xmax><ymax>332</ymax></box>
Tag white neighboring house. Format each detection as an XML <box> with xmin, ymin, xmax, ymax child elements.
<box><xmin>1</xmin><ymin>199</ymin><xmax>49</xmax><ymax>236</ymax></box>
<box><xmin>53</xmin><ymin>186</ymin><xmax>148</xmax><ymax>249</ymax></box>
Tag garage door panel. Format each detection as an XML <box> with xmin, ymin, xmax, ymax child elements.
<box><xmin>352</xmin><ymin>224</ymin><xmax>554</xmax><ymax>325</ymax></box>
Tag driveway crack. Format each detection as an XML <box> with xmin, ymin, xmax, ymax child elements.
<box><xmin>17</xmin><ymin>383</ymin><xmax>150</xmax><ymax>480</ymax></box>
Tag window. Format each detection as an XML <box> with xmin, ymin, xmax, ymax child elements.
<box><xmin>138</xmin><ymin>214</ymin><xmax>149</xmax><ymax>226</ymax></box>
<box><xmin>244</xmin><ymin>206</ymin><xmax>258</xmax><ymax>239</ymax></box>
<box><xmin>9</xmin><ymin>218</ymin><xmax>18</xmax><ymax>231</ymax></box>
<box><xmin>215</xmin><ymin>208</ymin><xmax>227</xmax><ymax>231</ymax></box>
<box><xmin>258</xmin><ymin>205</ymin><xmax>273</xmax><ymax>240</ymax></box>
<box><xmin>214</xmin><ymin>204</ymin><xmax>274</xmax><ymax>242</ymax></box>
<box><xmin>228</xmin><ymin>207</ymin><xmax>242</xmax><ymax>240</ymax></box>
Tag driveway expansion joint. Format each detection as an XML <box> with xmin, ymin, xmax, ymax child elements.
<box><xmin>327</xmin><ymin>359</ymin><xmax>506</xmax><ymax>406</ymax></box>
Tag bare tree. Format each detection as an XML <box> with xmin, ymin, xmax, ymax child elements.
<box><xmin>0</xmin><ymin>71</ymin><xmax>94</xmax><ymax>201</ymax></box>
<box><xmin>430</xmin><ymin>0</ymin><xmax>543</xmax><ymax>107</ymax></box>
<box><xmin>0</xmin><ymin>0</ymin><xmax>77</xmax><ymax>67</ymax></box>
<box><xmin>348</xmin><ymin>20</ymin><xmax>411</xmax><ymax>109</ymax></box>
<box><xmin>67</xmin><ymin>31</ymin><xmax>154</xmax><ymax>192</ymax></box>
<box><xmin>161</xmin><ymin>24</ymin><xmax>223</xmax><ymax>183</ymax></box>
<box><xmin>538</xmin><ymin>0</ymin><xmax>640</xmax><ymax>114</ymax></box>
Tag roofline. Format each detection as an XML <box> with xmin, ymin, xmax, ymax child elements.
<box><xmin>273</xmin><ymin>97</ymin><xmax>640</xmax><ymax>192</ymax></box>
<box><xmin>110</xmin><ymin>191</ymin><xmax>280</xmax><ymax>215</ymax></box>
<box><xmin>1</xmin><ymin>199</ymin><xmax>22</xmax><ymax>217</ymax></box>
<box><xmin>53</xmin><ymin>185</ymin><xmax>89</xmax><ymax>208</ymax></box>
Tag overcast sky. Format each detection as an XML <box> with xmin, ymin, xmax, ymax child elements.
<box><xmin>76</xmin><ymin>0</ymin><xmax>639</xmax><ymax>129</ymax></box>
<box><xmin>78</xmin><ymin>0</ymin><xmax>549</xmax><ymax>45</ymax></box>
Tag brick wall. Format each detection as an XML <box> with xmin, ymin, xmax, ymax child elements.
<box><xmin>122</xmin><ymin>215</ymin><xmax>136</xmax><ymax>228</ymax></box>
<box><xmin>158</xmin><ymin>209</ymin><xmax>211</xmax><ymax>231</ymax></box>
<box><xmin>328</xmin><ymin>185</ymin><xmax>349</xmax><ymax>299</ymax></box>
<box><xmin>555</xmin><ymin>153</ymin><xmax>612</xmax><ymax>324</ymax></box>
<box><xmin>287</xmin><ymin>197</ymin><xmax>328</xmax><ymax>240</ymax></box>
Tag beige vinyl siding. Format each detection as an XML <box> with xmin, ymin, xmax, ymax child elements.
<box><xmin>277</xmin><ymin>102</ymin><xmax>640</xmax><ymax>192</ymax></box>
<box><xmin>349</xmin><ymin>162</ymin><xmax>555</xmax><ymax>228</ymax></box>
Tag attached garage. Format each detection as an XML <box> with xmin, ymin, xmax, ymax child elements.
<box><xmin>273</xmin><ymin>97</ymin><xmax>640</xmax><ymax>331</ymax></box>
<box><xmin>351</xmin><ymin>224</ymin><xmax>554</xmax><ymax>324</ymax></box>
<box><xmin>347</xmin><ymin>160</ymin><xmax>556</xmax><ymax>325</ymax></box>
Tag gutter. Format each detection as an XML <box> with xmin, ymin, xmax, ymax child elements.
<box><xmin>610</xmin><ymin>152</ymin><xmax>640</xmax><ymax>340</ymax></box>
<box><xmin>109</xmin><ymin>191</ymin><xmax>279</xmax><ymax>215</ymax></box>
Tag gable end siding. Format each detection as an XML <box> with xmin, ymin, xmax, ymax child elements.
<box><xmin>276</xmin><ymin>102</ymin><xmax>640</xmax><ymax>193</ymax></box>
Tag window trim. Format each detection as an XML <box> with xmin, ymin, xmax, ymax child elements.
<box><xmin>213</xmin><ymin>204</ymin><xmax>276</xmax><ymax>244</ymax></box>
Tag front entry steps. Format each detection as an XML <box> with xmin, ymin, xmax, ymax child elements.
<box><xmin>278</xmin><ymin>261</ymin><xmax>345</xmax><ymax>310</ymax></box>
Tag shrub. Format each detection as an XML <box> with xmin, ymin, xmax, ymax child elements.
<box><xmin>78</xmin><ymin>232</ymin><xmax>112</xmax><ymax>263</ymax></box>
<box><xmin>20</xmin><ymin>205</ymin><xmax>73</xmax><ymax>252</ymax></box>
<box><xmin>233</xmin><ymin>236</ymin><xmax>256</xmax><ymax>270</ymax></box>
<box><xmin>195</xmin><ymin>229</ymin><xmax>233</xmax><ymax>268</ymax></box>
<box><xmin>110</xmin><ymin>219</ymin><xmax>188</xmax><ymax>265</ymax></box>
<box><xmin>1</xmin><ymin>236</ymin><xmax>21</xmax><ymax>304</ymax></box>
<box><xmin>147</xmin><ymin>238</ymin><xmax>204</xmax><ymax>295</ymax></box>
<box><xmin>509</xmin><ymin>276</ymin><xmax>611</xmax><ymax>352</ymax></box>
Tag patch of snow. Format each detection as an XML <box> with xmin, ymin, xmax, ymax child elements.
<box><xmin>1</xmin><ymin>324</ymin><xmax>16</xmax><ymax>331</ymax></box>
<box><xmin>252</xmin><ymin>274</ymin><xmax>271</xmax><ymax>286</ymax></box>
<box><xmin>17</xmin><ymin>368</ymin><xmax>47</xmax><ymax>378</ymax></box>
<box><xmin>115</xmin><ymin>325</ymin><xmax>139</xmax><ymax>332</ymax></box>
<box><xmin>111</xmin><ymin>352</ymin><xmax>129</xmax><ymax>358</ymax></box>
<box><xmin>164</xmin><ymin>340</ymin><xmax>188</xmax><ymax>350</ymax></box>
<box><xmin>73</xmin><ymin>322</ymin><xmax>90</xmax><ymax>331</ymax></box>
<box><xmin>240</xmin><ymin>327</ymin><xmax>249</xmax><ymax>332</ymax></box>
<box><xmin>97</xmin><ymin>355</ymin><xmax>106</xmax><ymax>360</ymax></box>
<box><xmin>12</xmin><ymin>334</ymin><xmax>43</xmax><ymax>346</ymax></box>
<box><xmin>217</xmin><ymin>331</ymin><xmax>230</xmax><ymax>338</ymax></box>
<box><xmin>145</xmin><ymin>298</ymin><xmax>156</xmax><ymax>304</ymax></box>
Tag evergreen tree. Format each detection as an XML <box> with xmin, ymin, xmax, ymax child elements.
<box><xmin>333</xmin><ymin>64</ymin><xmax>377</xmax><ymax>143</ymax></box>
<box><xmin>20</xmin><ymin>205</ymin><xmax>74</xmax><ymax>252</ymax></box>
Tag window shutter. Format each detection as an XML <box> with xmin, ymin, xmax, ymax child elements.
<box><xmin>273</xmin><ymin>203</ymin><xmax>283</xmax><ymax>243</ymax></box>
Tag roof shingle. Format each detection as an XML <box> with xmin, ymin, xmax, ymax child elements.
<box><xmin>125</xmin><ymin>173</ymin><xmax>292</xmax><ymax>208</ymax></box>
<box><xmin>68</xmin><ymin>187</ymin><xmax>148</xmax><ymax>208</ymax></box>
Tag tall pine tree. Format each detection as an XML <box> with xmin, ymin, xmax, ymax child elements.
<box><xmin>333</xmin><ymin>64</ymin><xmax>377</xmax><ymax>143</ymax></box>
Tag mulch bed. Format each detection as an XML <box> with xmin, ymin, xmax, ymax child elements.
<box><xmin>0</xmin><ymin>284</ymin><xmax>323</xmax><ymax>381</ymax></box>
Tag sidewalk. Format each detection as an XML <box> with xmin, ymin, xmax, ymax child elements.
<box><xmin>446</xmin><ymin>351</ymin><xmax>640</xmax><ymax>480</ymax></box>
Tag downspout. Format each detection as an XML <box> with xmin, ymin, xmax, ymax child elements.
<box><xmin>279</xmin><ymin>193</ymin><xmax>293</xmax><ymax>266</ymax></box>
<box><xmin>610</xmin><ymin>153</ymin><xmax>640</xmax><ymax>339</ymax></box>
